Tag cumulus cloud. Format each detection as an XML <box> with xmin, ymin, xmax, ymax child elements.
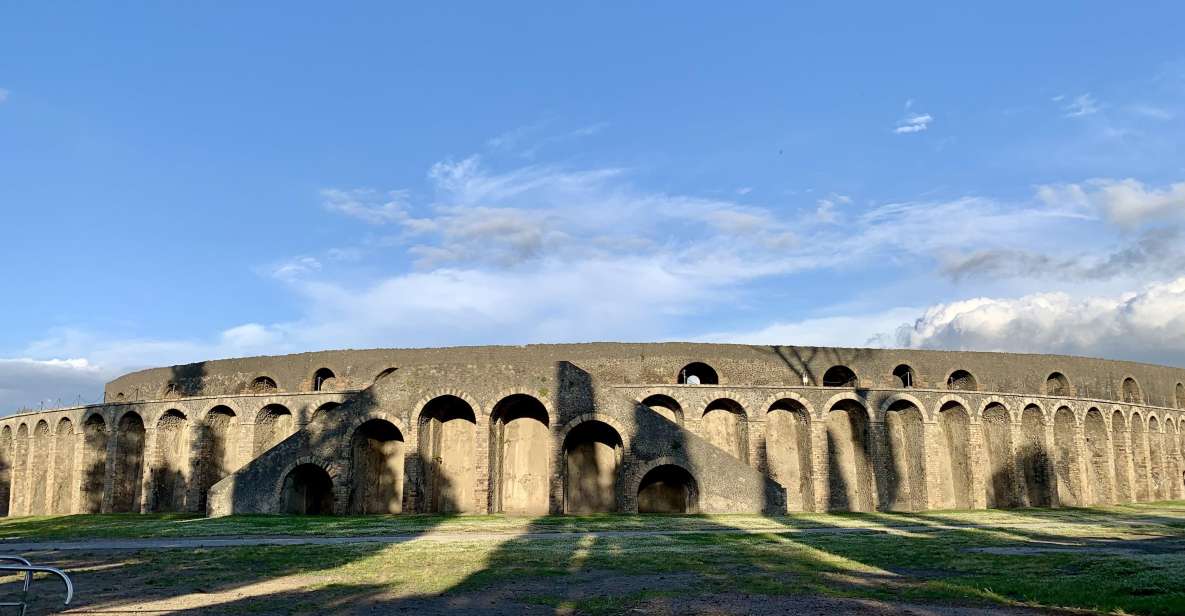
<box><xmin>897</xmin><ymin>277</ymin><xmax>1185</xmax><ymax>366</ymax></box>
<box><xmin>0</xmin><ymin>358</ymin><xmax>109</xmax><ymax>413</ymax></box>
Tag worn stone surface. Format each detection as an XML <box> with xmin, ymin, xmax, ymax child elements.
<box><xmin>0</xmin><ymin>342</ymin><xmax>1182</xmax><ymax>516</ymax></box>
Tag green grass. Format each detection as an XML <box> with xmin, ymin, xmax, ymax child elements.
<box><xmin>1</xmin><ymin>500</ymin><xmax>1182</xmax><ymax>541</ymax></box>
<box><xmin>4</xmin><ymin>503</ymin><xmax>1185</xmax><ymax>615</ymax></box>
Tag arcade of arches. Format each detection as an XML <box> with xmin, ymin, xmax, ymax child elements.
<box><xmin>1</xmin><ymin>389</ymin><xmax>1184</xmax><ymax>517</ymax></box>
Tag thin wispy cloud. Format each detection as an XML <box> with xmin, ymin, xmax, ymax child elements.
<box><xmin>894</xmin><ymin>113</ymin><xmax>933</xmax><ymax>134</ymax></box>
<box><xmin>1059</xmin><ymin>93</ymin><xmax>1101</xmax><ymax>118</ymax></box>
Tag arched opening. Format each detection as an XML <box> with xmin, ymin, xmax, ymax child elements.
<box><xmin>13</xmin><ymin>425</ymin><xmax>27</xmax><ymax>515</ymax></box>
<box><xmin>825</xmin><ymin>400</ymin><xmax>874</xmax><ymax>512</ymax></box>
<box><xmin>282</xmin><ymin>463</ymin><xmax>334</xmax><ymax>515</ymax></box>
<box><xmin>254</xmin><ymin>404</ymin><xmax>295</xmax><ymax>456</ymax></box>
<box><xmin>1046</xmin><ymin>372</ymin><xmax>1070</xmax><ymax>397</ymax></box>
<box><xmin>163</xmin><ymin>382</ymin><xmax>182</xmax><ymax>399</ymax></box>
<box><xmin>766</xmin><ymin>399</ymin><xmax>814</xmax><ymax>512</ymax></box>
<box><xmin>52</xmin><ymin>418</ymin><xmax>75</xmax><ymax>514</ymax></box>
<box><xmin>195</xmin><ymin>406</ymin><xmax>236</xmax><ymax>512</ymax></box>
<box><xmin>1148</xmin><ymin>417</ymin><xmax>1165</xmax><ymax>501</ymax></box>
<box><xmin>0</xmin><ymin>427</ymin><xmax>11</xmax><ymax>517</ymax></box>
<box><xmin>892</xmin><ymin>364</ymin><xmax>915</xmax><ymax>388</ymax></box>
<box><xmin>1122</xmin><ymin>377</ymin><xmax>1142</xmax><ymax>404</ymax></box>
<box><xmin>637</xmin><ymin>464</ymin><xmax>697</xmax><ymax>513</ymax></box>
<box><xmin>81</xmin><ymin>415</ymin><xmax>108</xmax><ymax>513</ymax></box>
<box><xmin>312</xmin><ymin>368</ymin><xmax>337</xmax><ymax>392</ymax></box>
<box><xmin>1084</xmin><ymin>408</ymin><xmax>1111</xmax><ymax>505</ymax></box>
<box><xmin>937</xmin><ymin>402</ymin><xmax>973</xmax><ymax>509</ymax></box>
<box><xmin>882</xmin><ymin>399</ymin><xmax>925</xmax><ymax>511</ymax></box>
<box><xmin>375</xmin><ymin>367</ymin><xmax>397</xmax><ymax>384</ymax></box>
<box><xmin>1130</xmin><ymin>412</ymin><xmax>1151</xmax><ymax>502</ymax></box>
<box><xmin>563</xmin><ymin>421</ymin><xmax>623</xmax><ymax>514</ymax></box>
<box><xmin>1053</xmin><ymin>407</ymin><xmax>1082</xmax><ymax>506</ymax></box>
<box><xmin>151</xmin><ymin>410</ymin><xmax>188</xmax><ymax>512</ymax></box>
<box><xmin>1177</xmin><ymin>383</ymin><xmax>1185</xmax><ymax>409</ymax></box>
<box><xmin>946</xmin><ymin>370</ymin><xmax>978</xmax><ymax>391</ymax></box>
<box><xmin>1019</xmin><ymin>406</ymin><xmax>1051</xmax><ymax>507</ymax></box>
<box><xmin>677</xmin><ymin>362</ymin><xmax>718</xmax><ymax>385</ymax></box>
<box><xmin>702</xmin><ymin>399</ymin><xmax>748</xmax><ymax>462</ymax></box>
<box><xmin>111</xmin><ymin>413</ymin><xmax>146</xmax><ymax>513</ymax></box>
<box><xmin>348</xmin><ymin>419</ymin><xmax>405</xmax><ymax>514</ymax></box>
<box><xmin>250</xmin><ymin>376</ymin><xmax>278</xmax><ymax>393</ymax></box>
<box><xmin>311</xmin><ymin>402</ymin><xmax>341</xmax><ymax>420</ymax></box>
<box><xmin>490</xmin><ymin>394</ymin><xmax>550</xmax><ymax>515</ymax></box>
<box><xmin>30</xmin><ymin>421</ymin><xmax>51</xmax><ymax>515</ymax></box>
<box><xmin>641</xmin><ymin>394</ymin><xmax>683</xmax><ymax>425</ymax></box>
<box><xmin>822</xmin><ymin>366</ymin><xmax>858</xmax><ymax>388</ymax></box>
<box><xmin>982</xmin><ymin>403</ymin><xmax>1017</xmax><ymax>508</ymax></box>
<box><xmin>418</xmin><ymin>395</ymin><xmax>477</xmax><ymax>513</ymax></box>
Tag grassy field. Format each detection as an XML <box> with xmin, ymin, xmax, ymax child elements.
<box><xmin>2</xmin><ymin>502</ymin><xmax>1183</xmax><ymax>615</ymax></box>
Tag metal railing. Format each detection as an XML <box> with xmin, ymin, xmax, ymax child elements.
<box><xmin>0</xmin><ymin>557</ymin><xmax>73</xmax><ymax>616</ymax></box>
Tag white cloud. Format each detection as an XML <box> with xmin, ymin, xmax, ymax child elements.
<box><xmin>1061</xmin><ymin>93</ymin><xmax>1101</xmax><ymax>118</ymax></box>
<box><xmin>814</xmin><ymin>194</ymin><xmax>851</xmax><ymax>223</ymax></box>
<box><xmin>894</xmin><ymin>113</ymin><xmax>933</xmax><ymax>134</ymax></box>
<box><xmin>1038</xmin><ymin>178</ymin><xmax>1185</xmax><ymax>228</ymax></box>
<box><xmin>897</xmin><ymin>277</ymin><xmax>1185</xmax><ymax>366</ymax></box>
<box><xmin>0</xmin><ymin>358</ymin><xmax>109</xmax><ymax>414</ymax></box>
<box><xmin>1128</xmin><ymin>104</ymin><xmax>1174</xmax><ymax>120</ymax></box>
<box><xmin>321</xmin><ymin>188</ymin><xmax>414</xmax><ymax>225</ymax></box>
<box><xmin>700</xmin><ymin>307</ymin><xmax>924</xmax><ymax>348</ymax></box>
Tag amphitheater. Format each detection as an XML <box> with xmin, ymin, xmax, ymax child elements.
<box><xmin>1</xmin><ymin>342</ymin><xmax>1184</xmax><ymax>518</ymax></box>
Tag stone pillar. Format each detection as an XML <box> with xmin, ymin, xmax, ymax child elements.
<box><xmin>475</xmin><ymin>413</ymin><xmax>491</xmax><ymax>514</ymax></box>
<box><xmin>967</xmin><ymin>421</ymin><xmax>988</xmax><ymax>509</ymax></box>
<box><xmin>1006</xmin><ymin>417</ymin><xmax>1025</xmax><ymax>507</ymax></box>
<box><xmin>101</xmin><ymin>419</ymin><xmax>118</xmax><ymax>513</ymax></box>
<box><xmin>71</xmin><ymin>430</ymin><xmax>84</xmax><ymax>514</ymax></box>
<box><xmin>45</xmin><ymin>429</ymin><xmax>58</xmax><ymax>515</ymax></box>
<box><xmin>922</xmin><ymin>420</ymin><xmax>946</xmax><ymax>510</ymax></box>
<box><xmin>810</xmin><ymin>418</ymin><xmax>829</xmax><ymax>511</ymax></box>
<box><xmin>1073</xmin><ymin>417</ymin><xmax>1090</xmax><ymax>506</ymax></box>
<box><xmin>748</xmin><ymin>418</ymin><xmax>766</xmax><ymax>472</ymax></box>
<box><xmin>1118</xmin><ymin>424</ymin><xmax>1136</xmax><ymax>503</ymax></box>
<box><xmin>139</xmin><ymin>425</ymin><xmax>157</xmax><ymax>513</ymax></box>
<box><xmin>866</xmin><ymin>420</ymin><xmax>890</xmax><ymax>511</ymax></box>
<box><xmin>1043</xmin><ymin>419</ymin><xmax>1060</xmax><ymax>507</ymax></box>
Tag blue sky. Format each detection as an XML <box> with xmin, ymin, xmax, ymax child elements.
<box><xmin>2</xmin><ymin>3</ymin><xmax>1185</xmax><ymax>410</ymax></box>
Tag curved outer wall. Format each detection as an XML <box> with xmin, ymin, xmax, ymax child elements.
<box><xmin>0</xmin><ymin>342</ymin><xmax>1179</xmax><ymax>516</ymax></box>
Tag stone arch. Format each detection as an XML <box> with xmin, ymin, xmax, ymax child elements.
<box><xmin>1019</xmin><ymin>405</ymin><xmax>1052</xmax><ymax>507</ymax></box>
<box><xmin>312</xmin><ymin>368</ymin><xmax>337</xmax><ymax>392</ymax></box>
<box><xmin>1053</xmin><ymin>407</ymin><xmax>1083</xmax><ymax>506</ymax></box>
<box><xmin>282</xmin><ymin>462</ymin><xmax>335</xmax><ymax>515</ymax></box>
<box><xmin>1175</xmin><ymin>383</ymin><xmax>1184</xmax><ymax>409</ymax></box>
<box><xmin>80</xmin><ymin>414</ymin><xmax>108</xmax><ymax>513</ymax></box>
<box><xmin>563</xmin><ymin>420</ymin><xmax>624</xmax><ymax>514</ymax></box>
<box><xmin>150</xmin><ymin>409</ymin><xmax>189</xmax><ymax>512</ymax></box>
<box><xmin>822</xmin><ymin>365</ymin><xmax>858</xmax><ymax>388</ymax></box>
<box><xmin>678</xmin><ymin>362</ymin><xmax>718</xmax><ymax>385</ymax></box>
<box><xmin>982</xmin><ymin>402</ymin><xmax>1018</xmax><ymax>508</ymax></box>
<box><xmin>936</xmin><ymin>401</ymin><xmax>973</xmax><ymax>509</ymax></box>
<box><xmin>1111</xmin><ymin>410</ymin><xmax>1131</xmax><ymax>503</ymax></box>
<box><xmin>640</xmin><ymin>394</ymin><xmax>683</xmax><ymax>426</ymax></box>
<box><xmin>929</xmin><ymin>394</ymin><xmax>973</xmax><ymax>423</ymax></box>
<box><xmin>489</xmin><ymin>394</ymin><xmax>550</xmax><ymax>515</ymax></box>
<box><xmin>892</xmin><ymin>364</ymin><xmax>916</xmax><ymax>388</ymax></box>
<box><xmin>1130</xmin><ymin>412</ymin><xmax>1151</xmax><ymax>501</ymax></box>
<box><xmin>1045</xmin><ymin>372</ymin><xmax>1070</xmax><ymax>397</ymax></box>
<box><xmin>0</xmin><ymin>426</ymin><xmax>10</xmax><ymax>516</ymax></box>
<box><xmin>947</xmin><ymin>370</ymin><xmax>978</xmax><ymax>392</ymax></box>
<box><xmin>825</xmin><ymin>399</ymin><xmax>874</xmax><ymax>512</ymax></box>
<box><xmin>194</xmin><ymin>405</ymin><xmax>237</xmax><ymax>512</ymax></box>
<box><xmin>637</xmin><ymin>463</ymin><xmax>698</xmax><ymax>514</ymax></box>
<box><xmin>254</xmin><ymin>404</ymin><xmax>295</xmax><ymax>456</ymax></box>
<box><xmin>111</xmin><ymin>412</ymin><xmax>146</xmax><ymax>513</ymax></box>
<box><xmin>1148</xmin><ymin>416</ymin><xmax>1166</xmax><ymax>500</ymax></box>
<box><xmin>1122</xmin><ymin>377</ymin><xmax>1142</xmax><ymax>404</ymax></box>
<box><xmin>374</xmin><ymin>367</ymin><xmax>398</xmax><ymax>384</ymax></box>
<box><xmin>418</xmin><ymin>395</ymin><xmax>478</xmax><ymax>513</ymax></box>
<box><xmin>1083</xmin><ymin>408</ymin><xmax>1111</xmax><ymax>505</ymax></box>
<box><xmin>30</xmin><ymin>420</ymin><xmax>51</xmax><ymax>515</ymax></box>
<box><xmin>765</xmin><ymin>398</ymin><xmax>814</xmax><ymax>512</ymax></box>
<box><xmin>882</xmin><ymin>399</ymin><xmax>926</xmax><ymax>511</ymax></box>
<box><xmin>702</xmin><ymin>398</ymin><xmax>748</xmax><ymax>462</ymax></box>
<box><xmin>348</xmin><ymin>418</ymin><xmax>405</xmax><ymax>514</ymax></box>
<box><xmin>249</xmin><ymin>376</ymin><xmax>278</xmax><ymax>393</ymax></box>
<box><xmin>52</xmin><ymin>418</ymin><xmax>75</xmax><ymax>514</ymax></box>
